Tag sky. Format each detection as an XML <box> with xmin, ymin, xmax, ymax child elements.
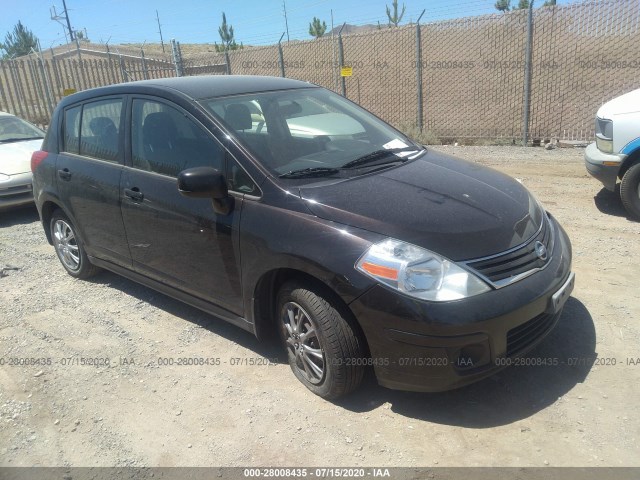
<box><xmin>1</xmin><ymin>0</ymin><xmax>577</xmax><ymax>49</ymax></box>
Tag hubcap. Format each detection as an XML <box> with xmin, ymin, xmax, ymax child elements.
<box><xmin>53</xmin><ymin>219</ymin><xmax>80</xmax><ymax>271</ymax></box>
<box><xmin>281</xmin><ymin>302</ymin><xmax>325</xmax><ymax>385</ymax></box>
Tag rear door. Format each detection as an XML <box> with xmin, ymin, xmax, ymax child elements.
<box><xmin>120</xmin><ymin>97</ymin><xmax>244</xmax><ymax>315</ymax></box>
<box><xmin>56</xmin><ymin>97</ymin><xmax>131</xmax><ymax>268</ymax></box>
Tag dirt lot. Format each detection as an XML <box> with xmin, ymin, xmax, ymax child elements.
<box><xmin>1</xmin><ymin>145</ymin><xmax>639</xmax><ymax>468</ymax></box>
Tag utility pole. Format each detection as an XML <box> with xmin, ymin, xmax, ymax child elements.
<box><xmin>156</xmin><ymin>10</ymin><xmax>165</xmax><ymax>53</ymax></box>
<box><xmin>51</xmin><ymin>0</ymin><xmax>82</xmax><ymax>64</ymax></box>
<box><xmin>522</xmin><ymin>0</ymin><xmax>534</xmax><ymax>146</ymax></box>
<box><xmin>331</xmin><ymin>9</ymin><xmax>337</xmax><ymax>91</ymax></box>
<box><xmin>61</xmin><ymin>0</ymin><xmax>75</xmax><ymax>41</ymax></box>
<box><xmin>282</xmin><ymin>0</ymin><xmax>290</xmax><ymax>43</ymax></box>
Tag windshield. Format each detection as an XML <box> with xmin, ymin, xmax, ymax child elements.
<box><xmin>0</xmin><ymin>115</ymin><xmax>45</xmax><ymax>143</ymax></box>
<box><xmin>200</xmin><ymin>87</ymin><xmax>422</xmax><ymax>178</ymax></box>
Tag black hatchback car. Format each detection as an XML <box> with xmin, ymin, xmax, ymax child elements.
<box><xmin>32</xmin><ymin>76</ymin><xmax>574</xmax><ymax>399</ymax></box>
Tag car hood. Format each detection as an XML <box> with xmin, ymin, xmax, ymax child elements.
<box><xmin>0</xmin><ymin>138</ymin><xmax>43</xmax><ymax>175</ymax></box>
<box><xmin>597</xmin><ymin>88</ymin><xmax>640</xmax><ymax>118</ymax></box>
<box><xmin>298</xmin><ymin>149</ymin><xmax>544</xmax><ymax>261</ymax></box>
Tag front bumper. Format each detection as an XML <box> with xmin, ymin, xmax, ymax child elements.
<box><xmin>349</xmin><ymin>214</ymin><xmax>573</xmax><ymax>392</ymax></box>
<box><xmin>0</xmin><ymin>173</ymin><xmax>34</xmax><ymax>210</ymax></box>
<box><xmin>584</xmin><ymin>142</ymin><xmax>624</xmax><ymax>191</ymax></box>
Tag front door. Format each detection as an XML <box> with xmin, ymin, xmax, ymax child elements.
<box><xmin>120</xmin><ymin>98</ymin><xmax>243</xmax><ymax>315</ymax></box>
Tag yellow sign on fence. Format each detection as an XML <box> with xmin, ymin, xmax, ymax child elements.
<box><xmin>340</xmin><ymin>66</ymin><xmax>353</xmax><ymax>77</ymax></box>
<box><xmin>63</xmin><ymin>88</ymin><xmax>77</xmax><ymax>96</ymax></box>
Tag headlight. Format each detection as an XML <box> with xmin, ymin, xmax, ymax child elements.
<box><xmin>595</xmin><ymin>117</ymin><xmax>614</xmax><ymax>154</ymax></box>
<box><xmin>596</xmin><ymin>135</ymin><xmax>614</xmax><ymax>154</ymax></box>
<box><xmin>356</xmin><ymin>239</ymin><xmax>491</xmax><ymax>302</ymax></box>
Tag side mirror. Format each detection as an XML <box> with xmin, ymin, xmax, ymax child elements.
<box><xmin>177</xmin><ymin>167</ymin><xmax>234</xmax><ymax>215</ymax></box>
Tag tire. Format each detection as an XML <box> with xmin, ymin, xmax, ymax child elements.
<box><xmin>277</xmin><ymin>280</ymin><xmax>366</xmax><ymax>399</ymax></box>
<box><xmin>620</xmin><ymin>163</ymin><xmax>640</xmax><ymax>220</ymax></box>
<box><xmin>50</xmin><ymin>209</ymin><xmax>100</xmax><ymax>279</ymax></box>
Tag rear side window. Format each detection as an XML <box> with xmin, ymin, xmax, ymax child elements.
<box><xmin>131</xmin><ymin>99</ymin><xmax>224</xmax><ymax>177</ymax></box>
<box><xmin>63</xmin><ymin>106</ymin><xmax>81</xmax><ymax>154</ymax></box>
<box><xmin>79</xmin><ymin>99</ymin><xmax>123</xmax><ymax>163</ymax></box>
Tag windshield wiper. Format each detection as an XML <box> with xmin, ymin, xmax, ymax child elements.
<box><xmin>341</xmin><ymin>146</ymin><xmax>422</xmax><ymax>169</ymax></box>
<box><xmin>0</xmin><ymin>136</ymin><xmax>44</xmax><ymax>144</ymax></box>
<box><xmin>279</xmin><ymin>167</ymin><xmax>340</xmax><ymax>179</ymax></box>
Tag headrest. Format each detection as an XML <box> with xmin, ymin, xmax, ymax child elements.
<box><xmin>89</xmin><ymin>117</ymin><xmax>116</xmax><ymax>135</ymax></box>
<box><xmin>224</xmin><ymin>104</ymin><xmax>252</xmax><ymax>131</ymax></box>
<box><xmin>143</xmin><ymin>112</ymin><xmax>177</xmax><ymax>138</ymax></box>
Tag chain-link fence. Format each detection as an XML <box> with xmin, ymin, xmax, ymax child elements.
<box><xmin>1</xmin><ymin>0</ymin><xmax>638</xmax><ymax>141</ymax></box>
<box><xmin>0</xmin><ymin>50</ymin><xmax>174</xmax><ymax>125</ymax></box>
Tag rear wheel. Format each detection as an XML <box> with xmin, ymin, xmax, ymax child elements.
<box><xmin>50</xmin><ymin>210</ymin><xmax>100</xmax><ymax>279</ymax></box>
<box><xmin>620</xmin><ymin>163</ymin><xmax>640</xmax><ymax>220</ymax></box>
<box><xmin>277</xmin><ymin>281</ymin><xmax>366</xmax><ymax>399</ymax></box>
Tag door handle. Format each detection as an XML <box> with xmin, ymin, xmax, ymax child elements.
<box><xmin>58</xmin><ymin>168</ymin><xmax>71</xmax><ymax>181</ymax></box>
<box><xmin>124</xmin><ymin>188</ymin><xmax>144</xmax><ymax>201</ymax></box>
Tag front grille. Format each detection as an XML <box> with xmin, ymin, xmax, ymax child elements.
<box><xmin>506</xmin><ymin>312</ymin><xmax>557</xmax><ymax>357</ymax></box>
<box><xmin>466</xmin><ymin>215</ymin><xmax>554</xmax><ymax>287</ymax></box>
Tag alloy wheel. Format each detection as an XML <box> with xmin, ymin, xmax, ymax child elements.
<box><xmin>53</xmin><ymin>219</ymin><xmax>80</xmax><ymax>271</ymax></box>
<box><xmin>281</xmin><ymin>301</ymin><xmax>325</xmax><ymax>385</ymax></box>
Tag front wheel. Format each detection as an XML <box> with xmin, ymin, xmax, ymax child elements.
<box><xmin>620</xmin><ymin>163</ymin><xmax>640</xmax><ymax>220</ymax></box>
<box><xmin>277</xmin><ymin>281</ymin><xmax>366</xmax><ymax>399</ymax></box>
<box><xmin>50</xmin><ymin>210</ymin><xmax>100</xmax><ymax>279</ymax></box>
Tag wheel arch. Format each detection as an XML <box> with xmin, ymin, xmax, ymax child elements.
<box><xmin>252</xmin><ymin>268</ymin><xmax>371</xmax><ymax>357</ymax></box>
<box><xmin>619</xmin><ymin>148</ymin><xmax>640</xmax><ymax>180</ymax></box>
<box><xmin>40</xmin><ymin>200</ymin><xmax>64</xmax><ymax>245</ymax></box>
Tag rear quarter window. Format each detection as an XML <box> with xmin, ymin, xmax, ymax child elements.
<box><xmin>63</xmin><ymin>106</ymin><xmax>81</xmax><ymax>154</ymax></box>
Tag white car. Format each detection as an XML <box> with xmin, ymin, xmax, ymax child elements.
<box><xmin>584</xmin><ymin>88</ymin><xmax>640</xmax><ymax>219</ymax></box>
<box><xmin>0</xmin><ymin>112</ymin><xmax>45</xmax><ymax>211</ymax></box>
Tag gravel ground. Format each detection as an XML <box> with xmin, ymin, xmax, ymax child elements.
<box><xmin>0</xmin><ymin>145</ymin><xmax>639</xmax><ymax>468</ymax></box>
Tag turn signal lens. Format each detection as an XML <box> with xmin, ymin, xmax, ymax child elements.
<box><xmin>360</xmin><ymin>262</ymin><xmax>399</xmax><ymax>280</ymax></box>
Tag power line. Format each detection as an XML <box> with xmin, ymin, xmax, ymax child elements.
<box><xmin>37</xmin><ymin>0</ymin><xmax>532</xmax><ymax>49</ymax></box>
<box><xmin>50</xmin><ymin>5</ymin><xmax>69</xmax><ymax>44</ymax></box>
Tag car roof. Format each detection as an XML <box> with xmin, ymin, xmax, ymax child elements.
<box><xmin>68</xmin><ymin>75</ymin><xmax>316</xmax><ymax>102</ymax></box>
<box><xmin>0</xmin><ymin>111</ymin><xmax>15</xmax><ymax>117</ymax></box>
<box><xmin>133</xmin><ymin>75</ymin><xmax>314</xmax><ymax>98</ymax></box>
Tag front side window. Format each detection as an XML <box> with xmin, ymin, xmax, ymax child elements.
<box><xmin>131</xmin><ymin>99</ymin><xmax>224</xmax><ymax>177</ymax></box>
<box><xmin>79</xmin><ymin>98</ymin><xmax>123</xmax><ymax>162</ymax></box>
<box><xmin>201</xmin><ymin>88</ymin><xmax>421</xmax><ymax>178</ymax></box>
<box><xmin>226</xmin><ymin>157</ymin><xmax>258</xmax><ymax>195</ymax></box>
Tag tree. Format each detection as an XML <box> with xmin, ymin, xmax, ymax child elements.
<box><xmin>386</xmin><ymin>0</ymin><xmax>406</xmax><ymax>27</ymax></box>
<box><xmin>0</xmin><ymin>21</ymin><xmax>38</xmax><ymax>59</ymax></box>
<box><xmin>496</xmin><ymin>0</ymin><xmax>554</xmax><ymax>12</ymax></box>
<box><xmin>75</xmin><ymin>30</ymin><xmax>89</xmax><ymax>42</ymax></box>
<box><xmin>308</xmin><ymin>17</ymin><xmax>327</xmax><ymax>38</ymax></box>
<box><xmin>495</xmin><ymin>0</ymin><xmax>511</xmax><ymax>12</ymax></box>
<box><xmin>214</xmin><ymin>12</ymin><xmax>242</xmax><ymax>52</ymax></box>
